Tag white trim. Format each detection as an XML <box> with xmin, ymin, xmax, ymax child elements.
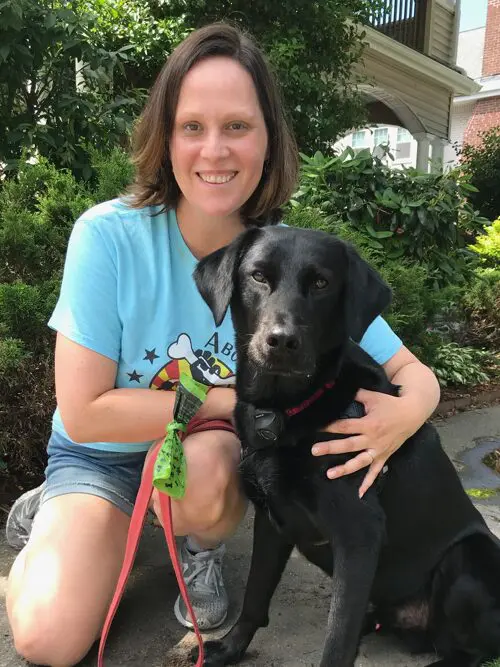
<box><xmin>454</xmin><ymin>88</ymin><xmax>500</xmax><ymax>105</ymax></box>
<box><xmin>363</xmin><ymin>26</ymin><xmax>480</xmax><ymax>96</ymax></box>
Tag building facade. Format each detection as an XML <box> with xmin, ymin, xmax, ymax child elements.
<box><xmin>336</xmin><ymin>0</ymin><xmax>480</xmax><ymax>172</ymax></box>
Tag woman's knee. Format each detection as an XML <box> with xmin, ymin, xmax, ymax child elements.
<box><xmin>154</xmin><ymin>430</ymin><xmax>243</xmax><ymax>533</ymax></box>
<box><xmin>10</xmin><ymin>592</ymin><xmax>95</xmax><ymax>666</ymax></box>
<box><xmin>7</xmin><ymin>494</ymin><xmax>130</xmax><ymax>666</ymax></box>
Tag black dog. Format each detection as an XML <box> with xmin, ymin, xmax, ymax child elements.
<box><xmin>193</xmin><ymin>225</ymin><xmax>500</xmax><ymax>667</ymax></box>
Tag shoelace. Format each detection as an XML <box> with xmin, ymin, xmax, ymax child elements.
<box><xmin>184</xmin><ymin>554</ymin><xmax>223</xmax><ymax>596</ymax></box>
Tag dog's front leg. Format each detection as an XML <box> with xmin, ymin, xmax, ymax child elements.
<box><xmin>200</xmin><ymin>506</ymin><xmax>294</xmax><ymax>666</ymax></box>
<box><xmin>318</xmin><ymin>482</ymin><xmax>385</xmax><ymax>667</ymax></box>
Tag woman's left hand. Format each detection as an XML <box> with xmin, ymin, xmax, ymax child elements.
<box><xmin>311</xmin><ymin>388</ymin><xmax>421</xmax><ymax>499</ymax></box>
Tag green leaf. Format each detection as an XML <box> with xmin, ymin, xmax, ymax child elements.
<box><xmin>366</xmin><ymin>238</ymin><xmax>384</xmax><ymax>250</ymax></box>
<box><xmin>417</xmin><ymin>209</ymin><xmax>427</xmax><ymax>226</ymax></box>
<box><xmin>299</xmin><ymin>152</ymin><xmax>315</xmax><ymax>164</ymax></box>
<box><xmin>459</xmin><ymin>182</ymin><xmax>479</xmax><ymax>193</ymax></box>
<box><xmin>386</xmin><ymin>247</ymin><xmax>405</xmax><ymax>259</ymax></box>
<box><xmin>14</xmin><ymin>44</ymin><xmax>32</xmax><ymax>59</ymax></box>
<box><xmin>44</xmin><ymin>13</ymin><xmax>57</xmax><ymax>29</ymax></box>
<box><xmin>365</xmin><ymin>223</ymin><xmax>393</xmax><ymax>239</ymax></box>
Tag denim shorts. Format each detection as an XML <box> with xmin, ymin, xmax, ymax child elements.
<box><xmin>42</xmin><ymin>419</ymin><xmax>236</xmax><ymax>517</ymax></box>
<box><xmin>42</xmin><ymin>430</ymin><xmax>148</xmax><ymax>516</ymax></box>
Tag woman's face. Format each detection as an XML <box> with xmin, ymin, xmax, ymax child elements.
<box><xmin>170</xmin><ymin>56</ymin><xmax>269</xmax><ymax>222</ymax></box>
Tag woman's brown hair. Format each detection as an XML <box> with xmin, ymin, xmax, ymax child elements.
<box><xmin>128</xmin><ymin>23</ymin><xmax>298</xmax><ymax>225</ymax></box>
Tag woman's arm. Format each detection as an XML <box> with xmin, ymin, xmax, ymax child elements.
<box><xmin>383</xmin><ymin>345</ymin><xmax>441</xmax><ymax>429</ymax></box>
<box><xmin>56</xmin><ymin>334</ymin><xmax>236</xmax><ymax>444</ymax></box>
<box><xmin>311</xmin><ymin>345</ymin><xmax>441</xmax><ymax>497</ymax></box>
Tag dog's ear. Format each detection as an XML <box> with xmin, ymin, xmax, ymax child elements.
<box><xmin>194</xmin><ymin>227</ymin><xmax>261</xmax><ymax>326</ymax></box>
<box><xmin>345</xmin><ymin>244</ymin><xmax>392</xmax><ymax>342</ymax></box>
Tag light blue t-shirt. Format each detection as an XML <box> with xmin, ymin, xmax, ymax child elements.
<box><xmin>48</xmin><ymin>199</ymin><xmax>402</xmax><ymax>452</ymax></box>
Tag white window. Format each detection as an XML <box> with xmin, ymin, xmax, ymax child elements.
<box><xmin>396</xmin><ymin>127</ymin><xmax>412</xmax><ymax>160</ymax></box>
<box><xmin>352</xmin><ymin>130</ymin><xmax>368</xmax><ymax>148</ymax></box>
<box><xmin>374</xmin><ymin>127</ymin><xmax>389</xmax><ymax>146</ymax></box>
<box><xmin>397</xmin><ymin>127</ymin><xmax>412</xmax><ymax>143</ymax></box>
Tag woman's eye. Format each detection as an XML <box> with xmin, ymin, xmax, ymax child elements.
<box><xmin>313</xmin><ymin>277</ymin><xmax>328</xmax><ymax>290</ymax></box>
<box><xmin>228</xmin><ymin>122</ymin><xmax>247</xmax><ymax>131</ymax></box>
<box><xmin>252</xmin><ymin>271</ymin><xmax>267</xmax><ymax>284</ymax></box>
<box><xmin>183</xmin><ymin>122</ymin><xmax>201</xmax><ymax>132</ymax></box>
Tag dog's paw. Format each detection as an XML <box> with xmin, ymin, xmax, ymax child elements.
<box><xmin>190</xmin><ymin>640</ymin><xmax>244</xmax><ymax>666</ymax></box>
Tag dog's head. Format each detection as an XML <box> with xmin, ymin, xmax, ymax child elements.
<box><xmin>194</xmin><ymin>226</ymin><xmax>391</xmax><ymax>378</ymax></box>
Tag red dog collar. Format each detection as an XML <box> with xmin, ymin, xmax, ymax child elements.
<box><xmin>286</xmin><ymin>381</ymin><xmax>335</xmax><ymax>417</ymax></box>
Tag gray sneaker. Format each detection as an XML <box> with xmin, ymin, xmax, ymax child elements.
<box><xmin>174</xmin><ymin>539</ymin><xmax>228</xmax><ymax>631</ymax></box>
<box><xmin>5</xmin><ymin>482</ymin><xmax>46</xmax><ymax>550</ymax></box>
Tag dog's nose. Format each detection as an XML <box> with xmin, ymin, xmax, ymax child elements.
<box><xmin>266</xmin><ymin>329</ymin><xmax>300</xmax><ymax>352</ymax></box>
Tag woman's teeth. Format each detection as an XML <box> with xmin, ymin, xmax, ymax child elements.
<box><xmin>198</xmin><ymin>172</ymin><xmax>236</xmax><ymax>184</ymax></box>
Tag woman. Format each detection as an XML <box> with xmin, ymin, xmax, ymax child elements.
<box><xmin>6</xmin><ymin>22</ymin><xmax>440</xmax><ymax>666</ymax></box>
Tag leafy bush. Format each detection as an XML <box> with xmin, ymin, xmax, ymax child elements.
<box><xmin>426</xmin><ymin>342</ymin><xmax>495</xmax><ymax>388</ymax></box>
<box><xmin>292</xmin><ymin>148</ymin><xmax>488</xmax><ymax>285</ymax></box>
<box><xmin>460</xmin><ymin>127</ymin><xmax>500</xmax><ymax>221</ymax></box>
<box><xmin>468</xmin><ymin>217</ymin><xmax>500</xmax><ymax>266</ymax></box>
<box><xmin>87</xmin><ymin>145</ymin><xmax>135</xmax><ymax>203</ymax></box>
<box><xmin>462</xmin><ymin>268</ymin><xmax>500</xmax><ymax>349</ymax></box>
<box><xmin>0</xmin><ymin>148</ymin><xmax>133</xmax><ymax>483</ymax></box>
<box><xmin>0</xmin><ymin>156</ymin><xmax>94</xmax><ymax>284</ymax></box>
<box><xmin>0</xmin><ymin>0</ymin><xmax>144</xmax><ymax>176</ymax></box>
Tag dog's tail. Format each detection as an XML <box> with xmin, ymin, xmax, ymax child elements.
<box><xmin>445</xmin><ymin>573</ymin><xmax>500</xmax><ymax>657</ymax></box>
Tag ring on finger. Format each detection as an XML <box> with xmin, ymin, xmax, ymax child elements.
<box><xmin>365</xmin><ymin>449</ymin><xmax>375</xmax><ymax>464</ymax></box>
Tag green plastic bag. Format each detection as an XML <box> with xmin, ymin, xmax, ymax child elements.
<box><xmin>153</xmin><ymin>373</ymin><xmax>209</xmax><ymax>499</ymax></box>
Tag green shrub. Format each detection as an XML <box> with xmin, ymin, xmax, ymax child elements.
<box><xmin>0</xmin><ymin>0</ymin><xmax>144</xmax><ymax>176</ymax></box>
<box><xmin>0</xmin><ymin>148</ymin><xmax>133</xmax><ymax>483</ymax></box>
<box><xmin>462</xmin><ymin>268</ymin><xmax>500</xmax><ymax>349</ymax></box>
<box><xmin>0</xmin><ymin>157</ymin><xmax>94</xmax><ymax>284</ymax></box>
<box><xmin>426</xmin><ymin>342</ymin><xmax>496</xmax><ymax>387</ymax></box>
<box><xmin>0</xmin><ymin>337</ymin><xmax>26</xmax><ymax>374</ymax></box>
<box><xmin>291</xmin><ymin>148</ymin><xmax>488</xmax><ymax>286</ymax></box>
<box><xmin>469</xmin><ymin>217</ymin><xmax>500</xmax><ymax>266</ymax></box>
<box><xmin>460</xmin><ymin>126</ymin><xmax>500</xmax><ymax>221</ymax></box>
<box><xmin>88</xmin><ymin>145</ymin><xmax>135</xmax><ymax>203</ymax></box>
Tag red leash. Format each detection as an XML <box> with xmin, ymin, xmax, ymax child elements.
<box><xmin>97</xmin><ymin>437</ymin><xmax>204</xmax><ymax>667</ymax></box>
<box><xmin>98</xmin><ymin>417</ymin><xmax>234</xmax><ymax>666</ymax></box>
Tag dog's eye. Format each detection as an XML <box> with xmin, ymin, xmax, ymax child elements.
<box><xmin>252</xmin><ymin>271</ymin><xmax>267</xmax><ymax>284</ymax></box>
<box><xmin>313</xmin><ymin>277</ymin><xmax>328</xmax><ymax>290</ymax></box>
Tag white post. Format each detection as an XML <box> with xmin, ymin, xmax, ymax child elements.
<box><xmin>431</xmin><ymin>137</ymin><xmax>447</xmax><ymax>173</ymax></box>
<box><xmin>414</xmin><ymin>132</ymin><xmax>433</xmax><ymax>173</ymax></box>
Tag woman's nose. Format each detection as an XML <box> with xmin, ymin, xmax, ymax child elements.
<box><xmin>199</xmin><ymin>131</ymin><xmax>230</xmax><ymax>160</ymax></box>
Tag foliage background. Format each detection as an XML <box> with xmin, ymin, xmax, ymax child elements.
<box><xmin>0</xmin><ymin>0</ymin><xmax>378</xmax><ymax>175</ymax></box>
<box><xmin>0</xmin><ymin>0</ymin><xmax>498</xmax><ymax>488</ymax></box>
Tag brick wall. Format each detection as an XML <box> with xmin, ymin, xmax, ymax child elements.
<box><xmin>463</xmin><ymin>96</ymin><xmax>500</xmax><ymax>146</ymax></box>
<box><xmin>461</xmin><ymin>1</ymin><xmax>500</xmax><ymax>148</ymax></box>
<box><xmin>483</xmin><ymin>0</ymin><xmax>500</xmax><ymax>76</ymax></box>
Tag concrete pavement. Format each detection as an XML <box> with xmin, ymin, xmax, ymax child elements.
<box><xmin>0</xmin><ymin>404</ymin><xmax>499</xmax><ymax>667</ymax></box>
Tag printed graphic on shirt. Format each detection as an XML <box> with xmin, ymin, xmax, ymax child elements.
<box><xmin>149</xmin><ymin>333</ymin><xmax>235</xmax><ymax>391</ymax></box>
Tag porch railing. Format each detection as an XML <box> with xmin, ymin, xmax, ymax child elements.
<box><xmin>366</xmin><ymin>0</ymin><xmax>429</xmax><ymax>54</ymax></box>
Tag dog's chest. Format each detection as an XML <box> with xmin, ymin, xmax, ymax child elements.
<box><xmin>239</xmin><ymin>449</ymin><xmax>325</xmax><ymax>543</ymax></box>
